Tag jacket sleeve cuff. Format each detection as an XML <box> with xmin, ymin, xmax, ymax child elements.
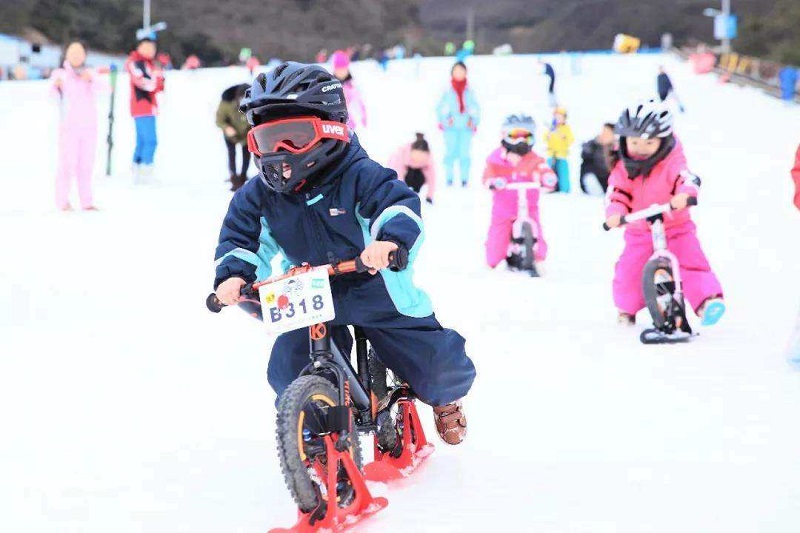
<box><xmin>606</xmin><ymin>202</ymin><xmax>630</xmax><ymax>218</ymax></box>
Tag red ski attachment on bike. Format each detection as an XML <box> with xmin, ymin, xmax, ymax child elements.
<box><xmin>364</xmin><ymin>399</ymin><xmax>435</xmax><ymax>482</ymax></box>
<box><xmin>269</xmin><ymin>434</ymin><xmax>387</xmax><ymax>533</ymax></box>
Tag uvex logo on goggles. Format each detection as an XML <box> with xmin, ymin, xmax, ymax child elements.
<box><xmin>247</xmin><ymin>116</ymin><xmax>350</xmax><ymax>157</ymax></box>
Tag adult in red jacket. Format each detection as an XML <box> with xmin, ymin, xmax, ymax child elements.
<box><xmin>792</xmin><ymin>144</ymin><xmax>800</xmax><ymax>211</ymax></box>
<box><xmin>125</xmin><ymin>37</ymin><xmax>164</xmax><ymax>181</ymax></box>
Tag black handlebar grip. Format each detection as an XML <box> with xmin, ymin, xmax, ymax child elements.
<box><xmin>687</xmin><ymin>196</ymin><xmax>698</xmax><ymax>207</ymax></box>
<box><xmin>388</xmin><ymin>246</ymin><xmax>409</xmax><ymax>272</ymax></box>
<box><xmin>602</xmin><ymin>222</ymin><xmax>611</xmax><ymax>231</ymax></box>
<box><xmin>206</xmin><ymin>283</ymin><xmax>255</xmax><ymax>313</ymax></box>
<box><xmin>206</xmin><ymin>293</ymin><xmax>225</xmax><ymax>313</ymax></box>
<box><xmin>354</xmin><ymin>256</ymin><xmax>369</xmax><ymax>273</ymax></box>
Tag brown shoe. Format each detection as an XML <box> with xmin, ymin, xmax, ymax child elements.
<box><xmin>433</xmin><ymin>401</ymin><xmax>467</xmax><ymax>445</ymax></box>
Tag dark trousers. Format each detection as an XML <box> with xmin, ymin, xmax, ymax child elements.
<box><xmin>225</xmin><ymin>137</ymin><xmax>251</xmax><ymax>176</ymax></box>
<box><xmin>404</xmin><ymin>168</ymin><xmax>425</xmax><ymax>193</ymax></box>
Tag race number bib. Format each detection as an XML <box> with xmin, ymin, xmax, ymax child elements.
<box><xmin>259</xmin><ymin>268</ymin><xmax>336</xmax><ymax>335</ymax></box>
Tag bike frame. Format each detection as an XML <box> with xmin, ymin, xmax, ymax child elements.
<box><xmin>504</xmin><ymin>181</ymin><xmax>540</xmax><ymax>238</ymax></box>
<box><xmin>207</xmin><ymin>252</ymin><xmax>411</xmax><ymax>435</ymax></box>
<box><xmin>647</xmin><ymin>215</ymin><xmax>685</xmax><ymax>303</ymax></box>
<box><xmin>302</xmin><ymin>322</ymin><xmax>374</xmax><ymax>420</ymax></box>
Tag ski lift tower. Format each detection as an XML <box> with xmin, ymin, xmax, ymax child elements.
<box><xmin>703</xmin><ymin>0</ymin><xmax>735</xmax><ymax>54</ymax></box>
<box><xmin>136</xmin><ymin>0</ymin><xmax>168</xmax><ymax>40</ymax></box>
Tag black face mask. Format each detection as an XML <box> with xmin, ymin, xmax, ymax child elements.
<box><xmin>501</xmin><ymin>139</ymin><xmax>532</xmax><ymax>156</ymax></box>
<box><xmin>620</xmin><ymin>135</ymin><xmax>675</xmax><ymax>179</ymax></box>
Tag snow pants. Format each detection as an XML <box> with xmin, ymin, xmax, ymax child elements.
<box><xmin>133</xmin><ymin>115</ymin><xmax>158</xmax><ymax>165</ymax></box>
<box><xmin>224</xmin><ymin>136</ymin><xmax>251</xmax><ymax>176</ymax></box>
<box><xmin>548</xmin><ymin>157</ymin><xmax>571</xmax><ymax>193</ymax></box>
<box><xmin>443</xmin><ymin>127</ymin><xmax>474</xmax><ymax>185</ymax></box>
<box><xmin>613</xmin><ymin>221</ymin><xmax>723</xmax><ymax>315</ymax></box>
<box><xmin>56</xmin><ymin>121</ymin><xmax>96</xmax><ymax>209</ymax></box>
<box><xmin>244</xmin><ymin>273</ymin><xmax>476</xmax><ymax>407</ymax></box>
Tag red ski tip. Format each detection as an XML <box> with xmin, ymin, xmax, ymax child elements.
<box><xmin>364</xmin><ymin>399</ymin><xmax>434</xmax><ymax>482</ymax></box>
<box><xmin>268</xmin><ymin>434</ymin><xmax>388</xmax><ymax>532</ymax></box>
<box><xmin>268</xmin><ymin>498</ymin><xmax>387</xmax><ymax>533</ymax></box>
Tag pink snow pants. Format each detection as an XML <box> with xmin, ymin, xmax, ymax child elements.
<box><xmin>613</xmin><ymin>221</ymin><xmax>723</xmax><ymax>315</ymax></box>
<box><xmin>56</xmin><ymin>123</ymin><xmax>96</xmax><ymax>209</ymax></box>
<box><xmin>485</xmin><ymin>190</ymin><xmax>547</xmax><ymax>267</ymax></box>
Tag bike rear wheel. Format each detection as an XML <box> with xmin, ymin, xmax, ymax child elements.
<box><xmin>276</xmin><ymin>375</ymin><xmax>363</xmax><ymax>513</ymax></box>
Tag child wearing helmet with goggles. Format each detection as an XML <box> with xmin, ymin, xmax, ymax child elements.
<box><xmin>605</xmin><ymin>99</ymin><xmax>724</xmax><ymax>326</ymax></box>
<box><xmin>483</xmin><ymin>114</ymin><xmax>557</xmax><ymax>269</ymax></box>
<box><xmin>212</xmin><ymin>62</ymin><xmax>475</xmax><ymax>445</ymax></box>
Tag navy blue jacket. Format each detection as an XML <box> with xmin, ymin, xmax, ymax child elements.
<box><xmin>214</xmin><ymin>134</ymin><xmax>433</xmax><ymax>318</ymax></box>
<box><xmin>657</xmin><ymin>72</ymin><xmax>673</xmax><ymax>100</ymax></box>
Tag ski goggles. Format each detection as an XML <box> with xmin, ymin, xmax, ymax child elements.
<box><xmin>246</xmin><ymin>116</ymin><xmax>350</xmax><ymax>157</ymax></box>
<box><xmin>503</xmin><ymin>128</ymin><xmax>534</xmax><ymax>145</ymax></box>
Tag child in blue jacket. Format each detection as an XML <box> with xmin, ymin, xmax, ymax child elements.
<box><xmin>436</xmin><ymin>61</ymin><xmax>480</xmax><ymax>187</ymax></box>
<box><xmin>213</xmin><ymin>62</ymin><xmax>475</xmax><ymax>444</ymax></box>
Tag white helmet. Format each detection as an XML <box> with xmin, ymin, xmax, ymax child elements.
<box><xmin>615</xmin><ymin>98</ymin><xmax>673</xmax><ymax>139</ymax></box>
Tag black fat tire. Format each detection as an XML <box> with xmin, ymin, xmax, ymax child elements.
<box><xmin>368</xmin><ymin>349</ymin><xmax>402</xmax><ymax>455</ymax></box>
<box><xmin>368</xmin><ymin>350</ymin><xmax>389</xmax><ymax>403</ymax></box>
<box><xmin>276</xmin><ymin>375</ymin><xmax>363</xmax><ymax>513</ymax></box>
<box><xmin>521</xmin><ymin>222</ymin><xmax>539</xmax><ymax>277</ymax></box>
<box><xmin>642</xmin><ymin>258</ymin><xmax>675</xmax><ymax>330</ymax></box>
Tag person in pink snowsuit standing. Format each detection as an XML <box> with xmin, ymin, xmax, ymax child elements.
<box><xmin>605</xmin><ymin>99</ymin><xmax>725</xmax><ymax>326</ymax></box>
<box><xmin>387</xmin><ymin>132</ymin><xmax>437</xmax><ymax>204</ymax></box>
<box><xmin>330</xmin><ymin>50</ymin><xmax>367</xmax><ymax>132</ymax></box>
<box><xmin>51</xmin><ymin>42</ymin><xmax>102</xmax><ymax>211</ymax></box>
<box><xmin>483</xmin><ymin>115</ymin><xmax>557</xmax><ymax>269</ymax></box>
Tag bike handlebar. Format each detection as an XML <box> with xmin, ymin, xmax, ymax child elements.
<box><xmin>206</xmin><ymin>247</ymin><xmax>409</xmax><ymax>313</ymax></box>
<box><xmin>488</xmin><ymin>179</ymin><xmax>541</xmax><ymax>191</ymax></box>
<box><xmin>602</xmin><ymin>196</ymin><xmax>697</xmax><ymax>231</ymax></box>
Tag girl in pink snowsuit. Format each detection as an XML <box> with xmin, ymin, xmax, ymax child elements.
<box><xmin>387</xmin><ymin>133</ymin><xmax>437</xmax><ymax>203</ymax></box>
<box><xmin>331</xmin><ymin>50</ymin><xmax>367</xmax><ymax>132</ymax></box>
<box><xmin>483</xmin><ymin>117</ymin><xmax>557</xmax><ymax>267</ymax></box>
<box><xmin>50</xmin><ymin>42</ymin><xmax>103</xmax><ymax>211</ymax></box>
<box><xmin>606</xmin><ymin>100</ymin><xmax>724</xmax><ymax>325</ymax></box>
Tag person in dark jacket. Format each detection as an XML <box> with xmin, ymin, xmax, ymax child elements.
<box><xmin>579</xmin><ymin>123</ymin><xmax>618</xmax><ymax>196</ymax></box>
<box><xmin>216</xmin><ymin>83</ymin><xmax>252</xmax><ymax>190</ymax></box>
<box><xmin>538</xmin><ymin>59</ymin><xmax>556</xmax><ymax>107</ymax></box>
<box><xmin>657</xmin><ymin>66</ymin><xmax>684</xmax><ymax>112</ymax></box>
<box><xmin>212</xmin><ymin>62</ymin><xmax>475</xmax><ymax>445</ymax></box>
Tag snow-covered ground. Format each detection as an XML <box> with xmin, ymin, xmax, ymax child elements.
<box><xmin>2</xmin><ymin>52</ymin><xmax>800</xmax><ymax>533</ymax></box>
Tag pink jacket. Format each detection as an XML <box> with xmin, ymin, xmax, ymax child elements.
<box><xmin>606</xmin><ymin>139</ymin><xmax>699</xmax><ymax>232</ymax></box>
<box><xmin>342</xmin><ymin>78</ymin><xmax>367</xmax><ymax>130</ymax></box>
<box><xmin>50</xmin><ymin>62</ymin><xmax>102</xmax><ymax>129</ymax></box>
<box><xmin>482</xmin><ymin>148</ymin><xmax>557</xmax><ymax>219</ymax></box>
<box><xmin>387</xmin><ymin>143</ymin><xmax>437</xmax><ymax>197</ymax></box>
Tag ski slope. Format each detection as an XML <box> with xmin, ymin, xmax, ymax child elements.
<box><xmin>1</xmin><ymin>53</ymin><xmax>799</xmax><ymax>533</ymax></box>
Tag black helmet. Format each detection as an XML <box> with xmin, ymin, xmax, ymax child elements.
<box><xmin>240</xmin><ymin>62</ymin><xmax>350</xmax><ymax>194</ymax></box>
<box><xmin>240</xmin><ymin>61</ymin><xmax>348</xmax><ymax>125</ymax></box>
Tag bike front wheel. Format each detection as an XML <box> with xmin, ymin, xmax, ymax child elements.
<box><xmin>275</xmin><ymin>375</ymin><xmax>363</xmax><ymax>513</ymax></box>
<box><xmin>642</xmin><ymin>258</ymin><xmax>678</xmax><ymax>330</ymax></box>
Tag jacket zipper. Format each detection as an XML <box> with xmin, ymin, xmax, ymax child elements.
<box><xmin>304</xmin><ymin>192</ymin><xmax>328</xmax><ymax>265</ymax></box>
